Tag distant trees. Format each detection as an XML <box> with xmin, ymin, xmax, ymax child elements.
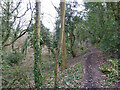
<box><xmin>76</xmin><ymin>2</ymin><xmax>120</xmax><ymax>58</ymax></box>
<box><xmin>65</xmin><ymin>6</ymin><xmax>80</xmax><ymax>57</ymax></box>
<box><xmin>109</xmin><ymin>2</ymin><xmax>120</xmax><ymax>58</ymax></box>
<box><xmin>54</xmin><ymin>1</ymin><xmax>120</xmax><ymax>59</ymax></box>
<box><xmin>54</xmin><ymin>1</ymin><xmax>80</xmax><ymax>58</ymax></box>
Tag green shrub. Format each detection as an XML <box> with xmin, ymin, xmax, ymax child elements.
<box><xmin>100</xmin><ymin>59</ymin><xmax>118</xmax><ymax>86</ymax></box>
<box><xmin>2</xmin><ymin>65</ymin><xmax>32</xmax><ymax>88</ymax></box>
<box><xmin>4</xmin><ymin>51</ymin><xmax>24</xmax><ymax>66</ymax></box>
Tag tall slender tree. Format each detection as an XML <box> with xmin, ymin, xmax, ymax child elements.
<box><xmin>33</xmin><ymin>0</ymin><xmax>43</xmax><ymax>88</ymax></box>
<box><xmin>54</xmin><ymin>0</ymin><xmax>66</xmax><ymax>88</ymax></box>
<box><xmin>60</xmin><ymin>0</ymin><xmax>67</xmax><ymax>70</ymax></box>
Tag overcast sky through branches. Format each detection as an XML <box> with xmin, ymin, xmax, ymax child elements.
<box><xmin>16</xmin><ymin>0</ymin><xmax>84</xmax><ymax>32</ymax></box>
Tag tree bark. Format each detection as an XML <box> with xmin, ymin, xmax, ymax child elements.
<box><xmin>54</xmin><ymin>0</ymin><xmax>67</xmax><ymax>88</ymax></box>
<box><xmin>33</xmin><ymin>0</ymin><xmax>43</xmax><ymax>88</ymax></box>
<box><xmin>70</xmin><ymin>32</ymin><xmax>76</xmax><ymax>58</ymax></box>
<box><xmin>60</xmin><ymin>0</ymin><xmax>67</xmax><ymax>70</ymax></box>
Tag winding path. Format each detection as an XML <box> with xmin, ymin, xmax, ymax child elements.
<box><xmin>82</xmin><ymin>47</ymin><xmax>105</xmax><ymax>88</ymax></box>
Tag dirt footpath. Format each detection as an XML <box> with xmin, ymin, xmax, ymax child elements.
<box><xmin>81</xmin><ymin>46</ymin><xmax>119</xmax><ymax>88</ymax></box>
<box><xmin>82</xmin><ymin>47</ymin><xmax>105</xmax><ymax>88</ymax></box>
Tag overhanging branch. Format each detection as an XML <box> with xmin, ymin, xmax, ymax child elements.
<box><xmin>3</xmin><ymin>7</ymin><xmax>34</xmax><ymax>47</ymax></box>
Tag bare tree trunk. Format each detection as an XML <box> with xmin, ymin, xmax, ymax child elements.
<box><xmin>60</xmin><ymin>0</ymin><xmax>67</xmax><ymax>70</ymax></box>
<box><xmin>70</xmin><ymin>33</ymin><xmax>76</xmax><ymax>58</ymax></box>
<box><xmin>54</xmin><ymin>44</ymin><xmax>60</xmax><ymax>88</ymax></box>
<box><xmin>54</xmin><ymin>0</ymin><xmax>66</xmax><ymax>88</ymax></box>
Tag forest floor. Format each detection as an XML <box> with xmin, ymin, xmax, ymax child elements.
<box><xmin>21</xmin><ymin>44</ymin><xmax>119</xmax><ymax>88</ymax></box>
<box><xmin>64</xmin><ymin>45</ymin><xmax>119</xmax><ymax>88</ymax></box>
<box><xmin>13</xmin><ymin>35</ymin><xmax>118</xmax><ymax>88</ymax></box>
<box><xmin>4</xmin><ymin>35</ymin><xmax>119</xmax><ymax>88</ymax></box>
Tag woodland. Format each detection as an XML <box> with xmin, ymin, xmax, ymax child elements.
<box><xmin>0</xmin><ymin>0</ymin><xmax>120</xmax><ymax>89</ymax></box>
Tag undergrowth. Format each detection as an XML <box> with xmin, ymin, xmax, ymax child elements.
<box><xmin>100</xmin><ymin>59</ymin><xmax>119</xmax><ymax>86</ymax></box>
<box><xmin>43</xmin><ymin>62</ymin><xmax>83</xmax><ymax>88</ymax></box>
<box><xmin>2</xmin><ymin>65</ymin><xmax>32</xmax><ymax>88</ymax></box>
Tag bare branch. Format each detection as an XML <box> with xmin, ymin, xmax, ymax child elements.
<box><xmin>3</xmin><ymin>3</ymin><xmax>34</xmax><ymax>47</ymax></box>
<box><xmin>3</xmin><ymin>31</ymin><xmax>26</xmax><ymax>47</ymax></box>
<box><xmin>17</xmin><ymin>8</ymin><xmax>30</xmax><ymax>18</ymax></box>
<box><xmin>11</xmin><ymin>1</ymin><xmax>21</xmax><ymax>13</ymax></box>
<box><xmin>51</xmin><ymin>1</ymin><xmax>59</xmax><ymax>12</ymax></box>
<box><xmin>3</xmin><ymin>18</ymin><xmax>32</xmax><ymax>47</ymax></box>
